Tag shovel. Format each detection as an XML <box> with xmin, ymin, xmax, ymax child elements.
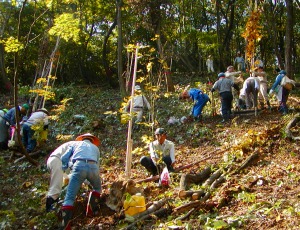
<box><xmin>8</xmin><ymin>126</ymin><xmax>16</xmax><ymax>147</ymax></box>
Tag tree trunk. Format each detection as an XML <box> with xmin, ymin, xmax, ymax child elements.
<box><xmin>116</xmin><ymin>0</ymin><xmax>126</xmax><ymax>96</ymax></box>
<box><xmin>102</xmin><ymin>11</ymin><xmax>117</xmax><ymax>87</ymax></box>
<box><xmin>285</xmin><ymin>0</ymin><xmax>294</xmax><ymax>77</ymax></box>
<box><xmin>0</xmin><ymin>44</ymin><xmax>13</xmax><ymax>93</ymax></box>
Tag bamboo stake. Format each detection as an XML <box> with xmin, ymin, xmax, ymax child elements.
<box><xmin>125</xmin><ymin>43</ymin><xmax>139</xmax><ymax>179</ymax></box>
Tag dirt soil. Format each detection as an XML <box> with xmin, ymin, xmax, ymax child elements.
<box><xmin>0</xmin><ymin>85</ymin><xmax>300</xmax><ymax>230</ymax></box>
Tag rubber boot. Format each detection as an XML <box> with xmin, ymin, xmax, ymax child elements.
<box><xmin>46</xmin><ymin>196</ymin><xmax>59</xmax><ymax>212</ymax></box>
<box><xmin>86</xmin><ymin>191</ymin><xmax>101</xmax><ymax>217</ymax></box>
<box><xmin>61</xmin><ymin>206</ymin><xmax>73</xmax><ymax>230</ymax></box>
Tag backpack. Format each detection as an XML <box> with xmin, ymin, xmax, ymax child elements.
<box><xmin>281</xmin><ymin>75</ymin><xmax>295</xmax><ymax>90</ymax></box>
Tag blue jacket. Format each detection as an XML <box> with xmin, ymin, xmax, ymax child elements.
<box><xmin>271</xmin><ymin>73</ymin><xmax>284</xmax><ymax>91</ymax></box>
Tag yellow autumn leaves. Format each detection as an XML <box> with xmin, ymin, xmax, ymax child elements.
<box><xmin>242</xmin><ymin>10</ymin><xmax>262</xmax><ymax>63</ymax></box>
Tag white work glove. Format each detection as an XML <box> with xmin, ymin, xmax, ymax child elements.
<box><xmin>269</xmin><ymin>89</ymin><xmax>274</xmax><ymax>95</ymax></box>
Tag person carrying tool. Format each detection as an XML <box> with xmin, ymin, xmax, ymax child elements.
<box><xmin>0</xmin><ymin>104</ymin><xmax>29</xmax><ymax>149</ymax></box>
<box><xmin>140</xmin><ymin>128</ymin><xmax>175</xmax><ymax>176</ymax></box>
<box><xmin>60</xmin><ymin>133</ymin><xmax>101</xmax><ymax>229</ymax></box>
<box><xmin>0</xmin><ymin>108</ymin><xmax>9</xmax><ymax>150</ymax></box>
<box><xmin>179</xmin><ymin>88</ymin><xmax>210</xmax><ymax>122</ymax></box>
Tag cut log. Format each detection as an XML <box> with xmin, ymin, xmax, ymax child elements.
<box><xmin>202</xmin><ymin>168</ymin><xmax>222</xmax><ymax>186</ymax></box>
<box><xmin>122</xmin><ymin>199</ymin><xmax>169</xmax><ymax>230</ymax></box>
<box><xmin>132</xmin><ymin>198</ymin><xmax>168</xmax><ymax>219</ymax></box>
<box><xmin>172</xmin><ymin>200</ymin><xmax>201</xmax><ymax>215</ymax></box>
<box><xmin>123</xmin><ymin>207</ymin><xmax>169</xmax><ymax>230</ymax></box>
<box><xmin>179</xmin><ymin>168</ymin><xmax>222</xmax><ymax>200</ymax></box>
<box><xmin>285</xmin><ymin>113</ymin><xmax>300</xmax><ymax>140</ymax></box>
<box><xmin>179</xmin><ymin>166</ymin><xmax>212</xmax><ymax>190</ymax></box>
<box><xmin>233</xmin><ymin>152</ymin><xmax>259</xmax><ymax>174</ymax></box>
<box><xmin>178</xmin><ymin>189</ymin><xmax>205</xmax><ymax>200</ymax></box>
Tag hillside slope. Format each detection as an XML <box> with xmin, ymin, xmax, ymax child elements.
<box><xmin>0</xmin><ymin>83</ymin><xmax>300</xmax><ymax>229</ymax></box>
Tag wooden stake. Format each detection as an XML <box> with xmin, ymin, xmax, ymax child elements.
<box><xmin>125</xmin><ymin>44</ymin><xmax>139</xmax><ymax>179</ymax></box>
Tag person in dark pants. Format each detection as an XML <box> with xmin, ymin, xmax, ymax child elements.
<box><xmin>269</xmin><ymin>70</ymin><xmax>293</xmax><ymax>115</ymax></box>
<box><xmin>140</xmin><ymin>128</ymin><xmax>175</xmax><ymax>176</ymax></box>
<box><xmin>211</xmin><ymin>72</ymin><xmax>239</xmax><ymax>123</ymax></box>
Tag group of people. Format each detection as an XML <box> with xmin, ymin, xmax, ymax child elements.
<box><xmin>46</xmin><ymin>128</ymin><xmax>174</xmax><ymax>229</ymax></box>
<box><xmin>0</xmin><ymin>104</ymin><xmax>49</xmax><ymax>152</ymax></box>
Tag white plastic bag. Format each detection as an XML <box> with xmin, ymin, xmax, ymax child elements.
<box><xmin>160</xmin><ymin>167</ymin><xmax>171</xmax><ymax>186</ymax></box>
<box><xmin>281</xmin><ymin>75</ymin><xmax>295</xmax><ymax>90</ymax></box>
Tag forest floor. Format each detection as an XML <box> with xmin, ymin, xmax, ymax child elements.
<box><xmin>0</xmin><ymin>78</ymin><xmax>300</xmax><ymax>230</ymax></box>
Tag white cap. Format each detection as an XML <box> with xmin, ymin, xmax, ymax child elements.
<box><xmin>134</xmin><ymin>85</ymin><xmax>141</xmax><ymax>90</ymax></box>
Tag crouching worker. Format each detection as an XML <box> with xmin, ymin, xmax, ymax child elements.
<box><xmin>124</xmin><ymin>85</ymin><xmax>151</xmax><ymax>123</ymax></box>
<box><xmin>60</xmin><ymin>133</ymin><xmax>101</xmax><ymax>230</ymax></box>
<box><xmin>46</xmin><ymin>140</ymin><xmax>78</xmax><ymax>212</ymax></box>
<box><xmin>22</xmin><ymin>108</ymin><xmax>49</xmax><ymax>153</ymax></box>
<box><xmin>140</xmin><ymin>128</ymin><xmax>175</xmax><ymax>176</ymax></box>
<box><xmin>180</xmin><ymin>88</ymin><xmax>210</xmax><ymax>122</ymax></box>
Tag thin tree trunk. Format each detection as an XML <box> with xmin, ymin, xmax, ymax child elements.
<box><xmin>285</xmin><ymin>0</ymin><xmax>294</xmax><ymax>77</ymax></box>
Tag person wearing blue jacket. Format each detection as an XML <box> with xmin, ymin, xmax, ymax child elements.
<box><xmin>180</xmin><ymin>88</ymin><xmax>210</xmax><ymax>121</ymax></box>
<box><xmin>0</xmin><ymin>104</ymin><xmax>29</xmax><ymax>149</ymax></box>
<box><xmin>269</xmin><ymin>70</ymin><xmax>290</xmax><ymax>115</ymax></box>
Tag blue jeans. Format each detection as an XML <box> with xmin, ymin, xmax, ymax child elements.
<box><xmin>63</xmin><ymin>161</ymin><xmax>101</xmax><ymax>206</ymax></box>
<box><xmin>22</xmin><ymin>123</ymin><xmax>36</xmax><ymax>152</ymax></box>
<box><xmin>279</xmin><ymin>87</ymin><xmax>290</xmax><ymax>114</ymax></box>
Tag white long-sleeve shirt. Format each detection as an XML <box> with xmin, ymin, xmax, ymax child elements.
<box><xmin>150</xmin><ymin>139</ymin><xmax>175</xmax><ymax>163</ymax></box>
<box><xmin>26</xmin><ymin>111</ymin><xmax>49</xmax><ymax>125</ymax></box>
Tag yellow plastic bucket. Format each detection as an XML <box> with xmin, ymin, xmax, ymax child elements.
<box><xmin>123</xmin><ymin>193</ymin><xmax>146</xmax><ymax>216</ymax></box>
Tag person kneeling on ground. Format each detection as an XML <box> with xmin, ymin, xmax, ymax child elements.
<box><xmin>140</xmin><ymin>128</ymin><xmax>175</xmax><ymax>176</ymax></box>
<box><xmin>22</xmin><ymin>108</ymin><xmax>49</xmax><ymax>153</ymax></box>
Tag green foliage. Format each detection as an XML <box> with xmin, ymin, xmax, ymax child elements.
<box><xmin>48</xmin><ymin>13</ymin><xmax>81</xmax><ymax>43</ymax></box>
<box><xmin>2</xmin><ymin>37</ymin><xmax>24</xmax><ymax>53</ymax></box>
<box><xmin>235</xmin><ymin>191</ymin><xmax>256</xmax><ymax>203</ymax></box>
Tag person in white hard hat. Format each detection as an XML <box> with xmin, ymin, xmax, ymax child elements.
<box><xmin>124</xmin><ymin>85</ymin><xmax>151</xmax><ymax>123</ymax></box>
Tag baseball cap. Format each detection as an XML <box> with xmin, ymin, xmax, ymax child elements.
<box><xmin>155</xmin><ymin>128</ymin><xmax>166</xmax><ymax>135</ymax></box>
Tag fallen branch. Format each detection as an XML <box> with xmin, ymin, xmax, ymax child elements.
<box><xmin>179</xmin><ymin>166</ymin><xmax>212</xmax><ymax>190</ymax></box>
<box><xmin>13</xmin><ymin>150</ymin><xmax>41</xmax><ymax>163</ymax></box>
<box><xmin>174</xmin><ymin>148</ymin><xmax>228</xmax><ymax>173</ymax></box>
<box><xmin>123</xmin><ymin>207</ymin><xmax>169</xmax><ymax>230</ymax></box>
<box><xmin>285</xmin><ymin>113</ymin><xmax>300</xmax><ymax>141</ymax></box>
<box><xmin>233</xmin><ymin>152</ymin><xmax>259</xmax><ymax>174</ymax></box>
<box><xmin>135</xmin><ymin>175</ymin><xmax>159</xmax><ymax>184</ymax></box>
<box><xmin>175</xmin><ymin>208</ymin><xmax>196</xmax><ymax>221</ymax></box>
<box><xmin>122</xmin><ymin>199</ymin><xmax>169</xmax><ymax>230</ymax></box>
<box><xmin>172</xmin><ymin>200</ymin><xmax>201</xmax><ymax>215</ymax></box>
